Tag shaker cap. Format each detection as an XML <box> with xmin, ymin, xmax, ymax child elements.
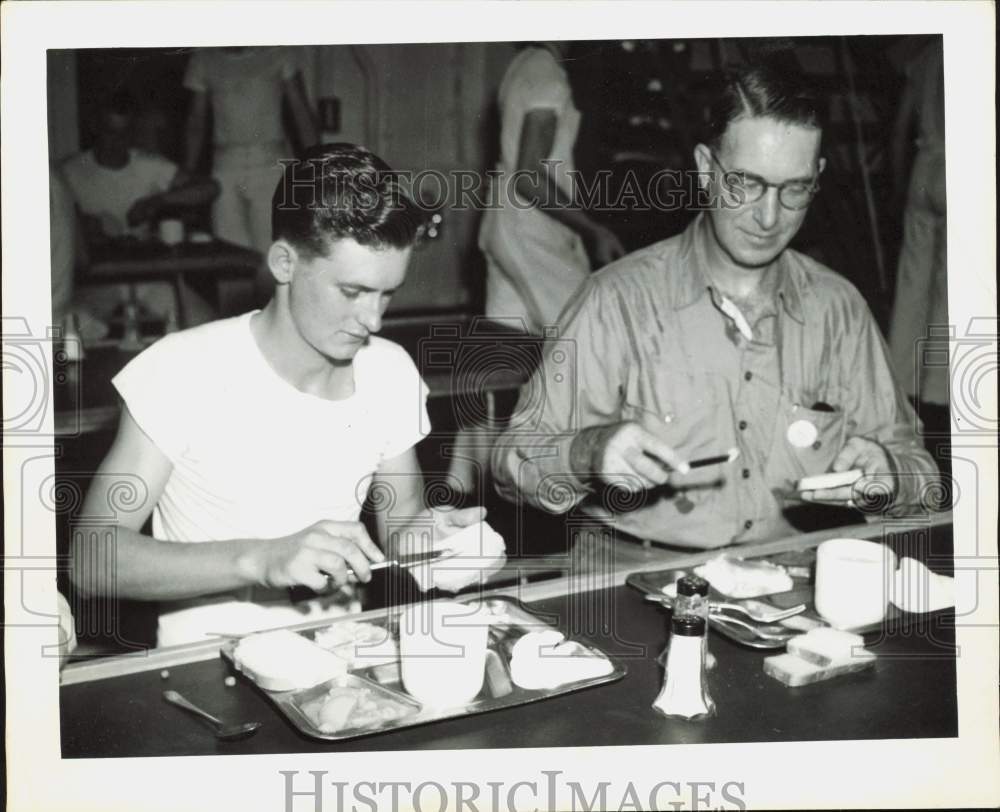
<box><xmin>677</xmin><ymin>575</ymin><xmax>710</xmax><ymax>597</ymax></box>
<box><xmin>671</xmin><ymin>614</ymin><xmax>707</xmax><ymax>636</ymax></box>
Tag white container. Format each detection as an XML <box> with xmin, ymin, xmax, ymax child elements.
<box><xmin>158</xmin><ymin>218</ymin><xmax>185</xmax><ymax>246</ymax></box>
<box><xmin>814</xmin><ymin>538</ymin><xmax>898</xmax><ymax>629</ymax></box>
<box><xmin>398</xmin><ymin>600</ymin><xmax>489</xmax><ymax>707</ymax></box>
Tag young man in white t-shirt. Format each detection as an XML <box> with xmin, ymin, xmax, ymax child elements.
<box><xmin>71</xmin><ymin>144</ymin><xmax>495</xmax><ymax>646</ymax></box>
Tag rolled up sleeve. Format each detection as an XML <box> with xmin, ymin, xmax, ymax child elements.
<box><xmin>491</xmin><ymin>278</ymin><xmax>629</xmax><ymax>513</ymax></box>
<box><xmin>842</xmin><ymin>298</ymin><xmax>942</xmax><ymax>515</ymax></box>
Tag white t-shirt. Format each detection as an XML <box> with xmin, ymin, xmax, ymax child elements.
<box><xmin>112</xmin><ymin>311</ymin><xmax>430</xmax><ymax>644</ymax></box>
<box><xmin>61</xmin><ymin>149</ymin><xmax>177</xmax><ymax>237</ymax></box>
<box><xmin>183</xmin><ymin>47</ymin><xmax>298</xmax><ymax>147</ymax></box>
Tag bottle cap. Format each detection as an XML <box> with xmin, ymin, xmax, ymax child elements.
<box><xmin>671</xmin><ymin>614</ymin><xmax>707</xmax><ymax>636</ymax></box>
<box><xmin>677</xmin><ymin>575</ymin><xmax>710</xmax><ymax>597</ymax></box>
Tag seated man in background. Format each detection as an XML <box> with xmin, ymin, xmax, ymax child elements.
<box><xmin>60</xmin><ymin>91</ymin><xmax>220</xmax><ymax>327</ymax></box>
<box><xmin>491</xmin><ymin>63</ymin><xmax>940</xmax><ymax>550</ymax></box>
<box><xmin>71</xmin><ymin>144</ymin><xmax>499</xmax><ymax>647</ymax></box>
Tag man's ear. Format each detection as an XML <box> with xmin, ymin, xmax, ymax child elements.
<box><xmin>693</xmin><ymin>144</ymin><xmax>712</xmax><ymax>187</ymax></box>
<box><xmin>267</xmin><ymin>240</ymin><xmax>296</xmax><ymax>285</ymax></box>
<box><xmin>818</xmin><ymin>156</ymin><xmax>827</xmax><ymax>175</ymax></box>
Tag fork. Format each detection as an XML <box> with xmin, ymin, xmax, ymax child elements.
<box><xmin>642</xmin><ymin>592</ymin><xmax>806</xmax><ymax>624</ymax></box>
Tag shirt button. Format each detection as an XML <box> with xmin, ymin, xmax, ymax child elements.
<box><xmin>744</xmin><ymin>371</ymin><xmax>753</xmax><ymax>381</ymax></box>
<box><xmin>744</xmin><ymin>519</ymin><xmax>754</xmax><ymax>530</ymax></box>
<box><xmin>742</xmin><ymin>468</ymin><xmax>751</xmax><ymax>479</ymax></box>
<box><xmin>738</xmin><ymin>420</ymin><xmax>748</xmax><ymax>431</ymax></box>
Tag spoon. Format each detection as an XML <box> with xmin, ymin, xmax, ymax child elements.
<box><xmin>709</xmin><ymin>614</ymin><xmax>798</xmax><ymax>643</ymax></box>
<box><xmin>162</xmin><ymin>690</ymin><xmax>261</xmax><ymax>741</ymax></box>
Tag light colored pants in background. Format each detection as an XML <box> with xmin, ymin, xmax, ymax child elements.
<box><xmin>889</xmin><ymin>146</ymin><xmax>949</xmax><ymax>406</ymax></box>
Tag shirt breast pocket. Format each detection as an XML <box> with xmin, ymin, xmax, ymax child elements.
<box><xmin>772</xmin><ymin>395</ymin><xmax>848</xmax><ymax>485</ymax></box>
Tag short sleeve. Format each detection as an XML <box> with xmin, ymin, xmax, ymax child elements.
<box><xmin>373</xmin><ymin>342</ymin><xmax>430</xmax><ymax>461</ymax></box>
<box><xmin>182</xmin><ymin>50</ymin><xmax>208</xmax><ymax>93</ymax></box>
<box><xmin>112</xmin><ymin>335</ymin><xmax>193</xmax><ymax>461</ymax></box>
<box><xmin>509</xmin><ymin>48</ymin><xmax>571</xmax><ymax>114</ymax></box>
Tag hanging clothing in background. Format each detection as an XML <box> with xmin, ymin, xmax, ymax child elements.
<box><xmin>479</xmin><ymin>45</ymin><xmax>590</xmax><ymax>334</ymax></box>
<box><xmin>888</xmin><ymin>39</ymin><xmax>948</xmax><ymax>407</ymax></box>
<box><xmin>183</xmin><ymin>47</ymin><xmax>298</xmax><ymax>256</ymax></box>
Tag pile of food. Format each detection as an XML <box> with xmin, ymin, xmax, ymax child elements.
<box><xmin>693</xmin><ymin>555</ymin><xmax>794</xmax><ymax>598</ymax></box>
<box><xmin>508</xmin><ymin>630</ymin><xmax>614</xmax><ymax>690</ymax></box>
<box><xmin>300</xmin><ymin>681</ymin><xmax>415</xmax><ymax>733</ymax></box>
<box><xmin>313</xmin><ymin>620</ymin><xmax>399</xmax><ymax>668</ymax></box>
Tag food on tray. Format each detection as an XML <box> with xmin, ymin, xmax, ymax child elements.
<box><xmin>232</xmin><ymin>629</ymin><xmax>348</xmax><ymax>692</ymax></box>
<box><xmin>509</xmin><ymin>630</ymin><xmax>614</xmax><ymax>690</ymax></box>
<box><xmin>786</xmin><ymin>627</ymin><xmax>872</xmax><ymax>667</ymax></box>
<box><xmin>313</xmin><ymin>620</ymin><xmax>399</xmax><ymax>668</ymax></box>
<box><xmin>694</xmin><ymin>555</ymin><xmax>793</xmax><ymax>598</ymax></box>
<box><xmin>890</xmin><ymin>557</ymin><xmax>955</xmax><ymax>614</ymax></box>
<box><xmin>301</xmin><ymin>682</ymin><xmax>414</xmax><ymax>733</ymax></box>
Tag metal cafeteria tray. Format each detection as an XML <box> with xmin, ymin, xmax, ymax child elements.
<box><xmin>220</xmin><ymin>596</ymin><xmax>626</xmax><ymax>742</ymax></box>
<box><xmin>627</xmin><ymin>548</ymin><xmax>913</xmax><ymax>649</ymax></box>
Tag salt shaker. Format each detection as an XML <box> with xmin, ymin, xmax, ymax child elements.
<box><xmin>652</xmin><ymin>614</ymin><xmax>715</xmax><ymax>720</ymax></box>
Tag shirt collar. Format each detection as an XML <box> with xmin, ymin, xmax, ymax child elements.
<box><xmin>672</xmin><ymin>213</ymin><xmax>805</xmax><ymax>324</ymax></box>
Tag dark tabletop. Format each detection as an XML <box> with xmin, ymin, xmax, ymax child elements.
<box><xmin>81</xmin><ymin>238</ymin><xmax>261</xmax><ymax>280</ymax></box>
<box><xmin>60</xmin><ymin>525</ymin><xmax>957</xmax><ymax>758</ymax></box>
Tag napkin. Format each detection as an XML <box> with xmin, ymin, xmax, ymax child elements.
<box><xmin>409</xmin><ymin>520</ymin><xmax>507</xmax><ymax>593</ymax></box>
<box><xmin>890</xmin><ymin>557</ymin><xmax>955</xmax><ymax>613</ymax></box>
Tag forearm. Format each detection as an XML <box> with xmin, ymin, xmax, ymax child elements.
<box><xmin>491</xmin><ymin>428</ymin><xmax>588</xmax><ymax>513</ymax></box>
<box><xmin>514</xmin><ymin>171</ymin><xmax>596</xmax><ymax>240</ymax></box>
<box><xmin>883</xmin><ymin>438</ymin><xmax>942</xmax><ymax>514</ymax></box>
<box><xmin>182</xmin><ymin>121</ymin><xmax>206</xmax><ymax>175</ymax></box>
<box><xmin>155</xmin><ymin>177</ymin><xmax>219</xmax><ymax>210</ymax></box>
<box><xmin>70</xmin><ymin>524</ymin><xmax>278</xmax><ymax>601</ymax></box>
<box><xmin>290</xmin><ymin>103</ymin><xmax>317</xmax><ymax>151</ymax></box>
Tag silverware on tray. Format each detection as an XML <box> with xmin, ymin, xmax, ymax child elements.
<box><xmin>642</xmin><ymin>592</ymin><xmax>806</xmax><ymax>624</ymax></box>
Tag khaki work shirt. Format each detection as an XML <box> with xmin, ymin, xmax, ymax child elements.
<box><xmin>491</xmin><ymin>214</ymin><xmax>940</xmax><ymax>548</ymax></box>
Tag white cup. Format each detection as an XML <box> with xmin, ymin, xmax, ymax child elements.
<box><xmin>158</xmin><ymin>218</ymin><xmax>185</xmax><ymax>246</ymax></box>
<box><xmin>814</xmin><ymin>538</ymin><xmax>898</xmax><ymax>629</ymax></box>
<box><xmin>398</xmin><ymin>599</ymin><xmax>489</xmax><ymax>707</ymax></box>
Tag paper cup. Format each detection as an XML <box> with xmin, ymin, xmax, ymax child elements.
<box><xmin>158</xmin><ymin>218</ymin><xmax>185</xmax><ymax>246</ymax></box>
<box><xmin>814</xmin><ymin>538</ymin><xmax>898</xmax><ymax>629</ymax></box>
<box><xmin>398</xmin><ymin>599</ymin><xmax>489</xmax><ymax>707</ymax></box>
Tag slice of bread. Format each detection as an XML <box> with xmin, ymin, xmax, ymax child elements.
<box><xmin>233</xmin><ymin>629</ymin><xmax>348</xmax><ymax>692</ymax></box>
<box><xmin>786</xmin><ymin>627</ymin><xmax>871</xmax><ymax>667</ymax></box>
<box><xmin>763</xmin><ymin>651</ymin><xmax>876</xmax><ymax>687</ymax></box>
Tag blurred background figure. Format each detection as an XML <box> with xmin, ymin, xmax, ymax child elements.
<box><xmin>182</xmin><ymin>46</ymin><xmax>318</xmax><ymax>305</ymax></box>
<box><xmin>887</xmin><ymin>37</ymin><xmax>948</xmax><ymax>454</ymax></box>
<box><xmin>479</xmin><ymin>41</ymin><xmax>625</xmax><ymax>334</ymax></box>
<box><xmin>451</xmin><ymin>42</ymin><xmax>626</xmax><ymax>498</ymax></box>
<box><xmin>49</xmin><ymin>166</ymin><xmax>82</xmax><ymax>333</ymax></box>
<box><xmin>60</xmin><ymin>90</ymin><xmax>219</xmax><ymax>328</ymax></box>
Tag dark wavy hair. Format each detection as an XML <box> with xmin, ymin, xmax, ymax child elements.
<box><xmin>705</xmin><ymin>61</ymin><xmax>824</xmax><ymax>151</ymax></box>
<box><xmin>271</xmin><ymin>143</ymin><xmax>424</xmax><ymax>258</ymax></box>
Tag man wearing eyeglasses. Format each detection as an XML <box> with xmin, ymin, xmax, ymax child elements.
<box><xmin>491</xmin><ymin>62</ymin><xmax>940</xmax><ymax>549</ymax></box>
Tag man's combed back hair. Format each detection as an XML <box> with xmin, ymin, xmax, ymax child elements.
<box><xmin>272</xmin><ymin>143</ymin><xmax>425</xmax><ymax>257</ymax></box>
<box><xmin>705</xmin><ymin>61</ymin><xmax>824</xmax><ymax>150</ymax></box>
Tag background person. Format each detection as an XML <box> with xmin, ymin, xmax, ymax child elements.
<box><xmin>60</xmin><ymin>91</ymin><xmax>220</xmax><ymax>327</ymax></box>
<box><xmin>887</xmin><ymin>37</ymin><xmax>949</xmax><ymax>467</ymax></box>
<box><xmin>182</xmin><ymin>46</ymin><xmax>318</xmax><ymax>304</ymax></box>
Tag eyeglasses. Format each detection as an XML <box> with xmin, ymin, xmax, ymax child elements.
<box><xmin>709</xmin><ymin>152</ymin><xmax>820</xmax><ymax>211</ymax></box>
